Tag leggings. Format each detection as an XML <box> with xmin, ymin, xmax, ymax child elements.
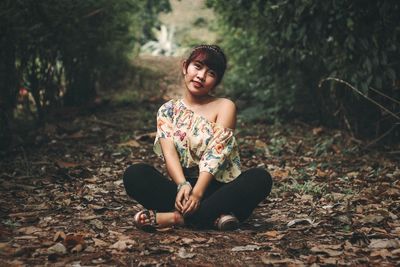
<box><xmin>123</xmin><ymin>163</ymin><xmax>273</xmax><ymax>228</ymax></box>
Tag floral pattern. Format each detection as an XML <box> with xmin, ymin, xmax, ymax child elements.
<box><xmin>154</xmin><ymin>99</ymin><xmax>241</xmax><ymax>183</ymax></box>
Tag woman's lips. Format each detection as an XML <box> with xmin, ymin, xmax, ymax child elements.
<box><xmin>192</xmin><ymin>81</ymin><xmax>203</xmax><ymax>88</ymax></box>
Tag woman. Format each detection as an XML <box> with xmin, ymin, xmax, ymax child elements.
<box><xmin>123</xmin><ymin>44</ymin><xmax>272</xmax><ymax>231</ymax></box>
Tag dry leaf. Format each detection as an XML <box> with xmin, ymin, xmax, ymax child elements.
<box><xmin>310</xmin><ymin>245</ymin><xmax>343</xmax><ymax>257</ymax></box>
<box><xmin>56</xmin><ymin>160</ymin><xmax>80</xmax><ymax>168</ymax></box>
<box><xmin>368</xmin><ymin>239</ymin><xmax>400</xmax><ymax>249</ymax></box>
<box><xmin>287</xmin><ymin>218</ymin><xmax>315</xmax><ymax>227</ymax></box>
<box><xmin>346</xmin><ymin>171</ymin><xmax>359</xmax><ymax>178</ymax></box>
<box><xmin>92</xmin><ymin>238</ymin><xmax>109</xmax><ymax>247</ymax></box>
<box><xmin>110</xmin><ymin>239</ymin><xmax>136</xmax><ymax>251</ymax></box>
<box><xmin>361</xmin><ymin>215</ymin><xmax>385</xmax><ymax>224</ymax></box>
<box><xmin>180</xmin><ymin>238</ymin><xmax>194</xmax><ymax>245</ymax></box>
<box><xmin>370</xmin><ymin>249</ymin><xmax>392</xmax><ymax>259</ymax></box>
<box><xmin>71</xmin><ymin>244</ymin><xmax>84</xmax><ymax>253</ymax></box>
<box><xmin>118</xmin><ymin>139</ymin><xmax>140</xmax><ymax>148</ymax></box>
<box><xmin>177</xmin><ymin>247</ymin><xmax>196</xmax><ymax>259</ymax></box>
<box><xmin>231</xmin><ymin>245</ymin><xmax>261</xmax><ymax>252</ymax></box>
<box><xmin>64</xmin><ymin>234</ymin><xmax>85</xmax><ymax>250</ymax></box>
<box><xmin>260</xmin><ymin>230</ymin><xmax>279</xmax><ymax>238</ymax></box>
<box><xmin>160</xmin><ymin>236</ymin><xmax>180</xmax><ymax>244</ymax></box>
<box><xmin>17</xmin><ymin>226</ymin><xmax>41</xmax><ymax>235</ymax></box>
<box><xmin>47</xmin><ymin>243</ymin><xmax>67</xmax><ymax>255</ymax></box>
<box><xmin>90</xmin><ymin>219</ymin><xmax>104</xmax><ymax>230</ymax></box>
<box><xmin>53</xmin><ymin>231</ymin><xmax>66</xmax><ymax>242</ymax></box>
<box><xmin>312</xmin><ymin>127</ymin><xmax>324</xmax><ymax>135</ymax></box>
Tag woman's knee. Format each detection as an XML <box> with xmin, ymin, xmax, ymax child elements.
<box><xmin>246</xmin><ymin>168</ymin><xmax>273</xmax><ymax>196</ymax></box>
<box><xmin>123</xmin><ymin>163</ymin><xmax>153</xmax><ymax>190</ymax></box>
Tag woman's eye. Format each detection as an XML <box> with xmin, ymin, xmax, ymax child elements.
<box><xmin>194</xmin><ymin>64</ymin><xmax>202</xmax><ymax>69</ymax></box>
<box><xmin>208</xmin><ymin>71</ymin><xmax>216</xmax><ymax>77</ymax></box>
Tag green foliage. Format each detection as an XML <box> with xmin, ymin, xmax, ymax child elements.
<box><xmin>207</xmin><ymin>0</ymin><xmax>400</xmax><ymax>140</ymax></box>
<box><xmin>0</xmin><ymin>0</ymin><xmax>169</xmax><ymax>144</ymax></box>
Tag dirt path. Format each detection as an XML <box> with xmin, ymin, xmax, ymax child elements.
<box><xmin>0</xmin><ymin>56</ymin><xmax>399</xmax><ymax>266</ymax></box>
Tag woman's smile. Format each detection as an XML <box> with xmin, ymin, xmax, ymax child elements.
<box><xmin>192</xmin><ymin>81</ymin><xmax>203</xmax><ymax>88</ymax></box>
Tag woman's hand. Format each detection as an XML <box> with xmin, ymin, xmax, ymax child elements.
<box><xmin>182</xmin><ymin>192</ymin><xmax>201</xmax><ymax>216</ymax></box>
<box><xmin>175</xmin><ymin>184</ymin><xmax>191</xmax><ymax>213</ymax></box>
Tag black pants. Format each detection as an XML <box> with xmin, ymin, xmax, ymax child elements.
<box><xmin>123</xmin><ymin>163</ymin><xmax>273</xmax><ymax>228</ymax></box>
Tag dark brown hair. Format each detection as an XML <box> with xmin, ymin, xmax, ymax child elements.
<box><xmin>184</xmin><ymin>45</ymin><xmax>227</xmax><ymax>86</ymax></box>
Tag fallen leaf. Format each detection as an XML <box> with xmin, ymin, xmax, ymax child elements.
<box><xmin>370</xmin><ymin>249</ymin><xmax>392</xmax><ymax>259</ymax></box>
<box><xmin>287</xmin><ymin>218</ymin><xmax>315</xmax><ymax>227</ymax></box>
<box><xmin>260</xmin><ymin>230</ymin><xmax>279</xmax><ymax>238</ymax></box>
<box><xmin>180</xmin><ymin>237</ymin><xmax>194</xmax><ymax>245</ymax></box>
<box><xmin>160</xmin><ymin>236</ymin><xmax>180</xmax><ymax>244</ymax></box>
<box><xmin>84</xmin><ymin>246</ymin><xmax>96</xmax><ymax>253</ymax></box>
<box><xmin>92</xmin><ymin>238</ymin><xmax>109</xmax><ymax>247</ymax></box>
<box><xmin>360</xmin><ymin>215</ymin><xmax>385</xmax><ymax>224</ymax></box>
<box><xmin>312</xmin><ymin>127</ymin><xmax>324</xmax><ymax>135</ymax></box>
<box><xmin>310</xmin><ymin>245</ymin><xmax>343</xmax><ymax>257</ymax></box>
<box><xmin>110</xmin><ymin>239</ymin><xmax>136</xmax><ymax>251</ymax></box>
<box><xmin>71</xmin><ymin>244</ymin><xmax>84</xmax><ymax>253</ymax></box>
<box><xmin>177</xmin><ymin>247</ymin><xmax>196</xmax><ymax>259</ymax></box>
<box><xmin>47</xmin><ymin>243</ymin><xmax>67</xmax><ymax>255</ymax></box>
<box><xmin>17</xmin><ymin>226</ymin><xmax>41</xmax><ymax>235</ymax></box>
<box><xmin>346</xmin><ymin>171</ymin><xmax>359</xmax><ymax>178</ymax></box>
<box><xmin>316</xmin><ymin>169</ymin><xmax>328</xmax><ymax>178</ymax></box>
<box><xmin>272</xmin><ymin>169</ymin><xmax>290</xmax><ymax>180</ymax></box>
<box><xmin>53</xmin><ymin>231</ymin><xmax>66</xmax><ymax>242</ymax></box>
<box><xmin>118</xmin><ymin>139</ymin><xmax>140</xmax><ymax>148</ymax></box>
<box><xmin>193</xmin><ymin>237</ymin><xmax>208</xmax><ymax>243</ymax></box>
<box><xmin>64</xmin><ymin>234</ymin><xmax>85</xmax><ymax>250</ymax></box>
<box><xmin>368</xmin><ymin>239</ymin><xmax>400</xmax><ymax>249</ymax></box>
<box><xmin>90</xmin><ymin>219</ymin><xmax>104</xmax><ymax>230</ymax></box>
<box><xmin>56</xmin><ymin>160</ymin><xmax>80</xmax><ymax>168</ymax></box>
<box><xmin>231</xmin><ymin>245</ymin><xmax>261</xmax><ymax>252</ymax></box>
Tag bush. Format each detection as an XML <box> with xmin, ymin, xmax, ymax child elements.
<box><xmin>207</xmin><ymin>0</ymin><xmax>400</xmax><ymax>140</ymax></box>
<box><xmin>0</xmin><ymin>0</ymin><xmax>170</xmax><ymax>148</ymax></box>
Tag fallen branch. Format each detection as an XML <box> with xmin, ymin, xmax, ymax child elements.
<box><xmin>365</xmin><ymin>124</ymin><xmax>399</xmax><ymax>148</ymax></box>
<box><xmin>319</xmin><ymin>77</ymin><xmax>400</xmax><ymax>121</ymax></box>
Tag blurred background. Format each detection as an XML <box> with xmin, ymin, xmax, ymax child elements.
<box><xmin>1</xmin><ymin>0</ymin><xmax>399</xmax><ymax>149</ymax></box>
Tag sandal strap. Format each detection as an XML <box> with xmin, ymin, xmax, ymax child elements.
<box><xmin>134</xmin><ymin>209</ymin><xmax>158</xmax><ymax>231</ymax></box>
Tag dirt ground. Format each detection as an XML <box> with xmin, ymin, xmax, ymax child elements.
<box><xmin>1</xmin><ymin>56</ymin><xmax>399</xmax><ymax>266</ymax></box>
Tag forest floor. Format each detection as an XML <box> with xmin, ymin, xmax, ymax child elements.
<box><xmin>1</xmin><ymin>56</ymin><xmax>400</xmax><ymax>266</ymax></box>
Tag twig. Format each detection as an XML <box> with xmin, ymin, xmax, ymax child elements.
<box><xmin>319</xmin><ymin>77</ymin><xmax>400</xmax><ymax>121</ymax></box>
<box><xmin>369</xmin><ymin>86</ymin><xmax>400</xmax><ymax>106</ymax></box>
<box><xmin>365</xmin><ymin>124</ymin><xmax>399</xmax><ymax>148</ymax></box>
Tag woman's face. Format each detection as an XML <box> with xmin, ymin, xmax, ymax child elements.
<box><xmin>183</xmin><ymin>60</ymin><xmax>218</xmax><ymax>96</ymax></box>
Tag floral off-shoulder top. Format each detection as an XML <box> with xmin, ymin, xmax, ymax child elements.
<box><xmin>154</xmin><ymin>99</ymin><xmax>241</xmax><ymax>183</ymax></box>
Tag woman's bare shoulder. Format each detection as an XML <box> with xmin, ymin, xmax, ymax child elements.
<box><xmin>214</xmin><ymin>97</ymin><xmax>236</xmax><ymax>111</ymax></box>
<box><xmin>213</xmin><ymin>98</ymin><xmax>237</xmax><ymax>128</ymax></box>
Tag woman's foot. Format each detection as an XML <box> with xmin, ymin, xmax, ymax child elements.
<box><xmin>215</xmin><ymin>214</ymin><xmax>239</xmax><ymax>231</ymax></box>
<box><xmin>134</xmin><ymin>209</ymin><xmax>184</xmax><ymax>232</ymax></box>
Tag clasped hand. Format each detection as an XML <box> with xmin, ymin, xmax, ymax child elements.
<box><xmin>175</xmin><ymin>184</ymin><xmax>201</xmax><ymax>216</ymax></box>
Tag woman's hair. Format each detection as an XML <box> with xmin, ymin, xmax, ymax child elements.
<box><xmin>184</xmin><ymin>44</ymin><xmax>227</xmax><ymax>86</ymax></box>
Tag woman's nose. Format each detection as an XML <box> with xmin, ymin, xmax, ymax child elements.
<box><xmin>197</xmin><ymin>69</ymin><xmax>206</xmax><ymax>81</ymax></box>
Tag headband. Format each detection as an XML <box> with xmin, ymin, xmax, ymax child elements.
<box><xmin>192</xmin><ymin>45</ymin><xmax>227</xmax><ymax>64</ymax></box>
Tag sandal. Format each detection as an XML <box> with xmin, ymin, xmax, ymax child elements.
<box><xmin>215</xmin><ymin>214</ymin><xmax>239</xmax><ymax>231</ymax></box>
<box><xmin>133</xmin><ymin>209</ymin><xmax>158</xmax><ymax>232</ymax></box>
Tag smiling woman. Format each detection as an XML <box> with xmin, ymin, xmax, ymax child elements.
<box><xmin>122</xmin><ymin>44</ymin><xmax>273</xmax><ymax>232</ymax></box>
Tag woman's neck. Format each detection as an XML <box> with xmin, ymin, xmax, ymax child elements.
<box><xmin>183</xmin><ymin>92</ymin><xmax>214</xmax><ymax>107</ymax></box>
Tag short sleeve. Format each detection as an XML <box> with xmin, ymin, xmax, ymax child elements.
<box><xmin>198</xmin><ymin>125</ymin><xmax>236</xmax><ymax>176</ymax></box>
<box><xmin>153</xmin><ymin>101</ymin><xmax>174</xmax><ymax>156</ymax></box>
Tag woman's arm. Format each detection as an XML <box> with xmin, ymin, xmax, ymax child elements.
<box><xmin>159</xmin><ymin>138</ymin><xmax>191</xmax><ymax>212</ymax></box>
<box><xmin>159</xmin><ymin>138</ymin><xmax>186</xmax><ymax>185</ymax></box>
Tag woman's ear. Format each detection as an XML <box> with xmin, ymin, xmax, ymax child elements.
<box><xmin>182</xmin><ymin>60</ymin><xmax>187</xmax><ymax>75</ymax></box>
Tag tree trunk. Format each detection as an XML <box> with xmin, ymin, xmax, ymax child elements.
<box><xmin>0</xmin><ymin>32</ymin><xmax>17</xmax><ymax>149</ymax></box>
